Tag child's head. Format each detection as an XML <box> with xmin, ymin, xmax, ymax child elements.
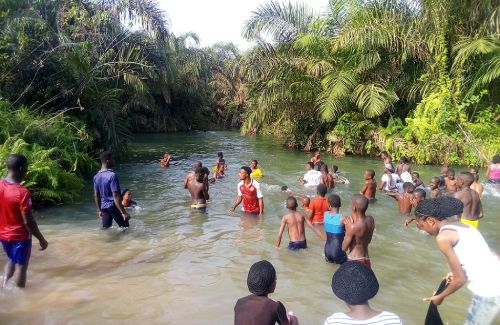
<box><xmin>399</xmin><ymin>156</ymin><xmax>408</xmax><ymax>164</ymax></box>
<box><xmin>365</xmin><ymin>169</ymin><xmax>375</xmax><ymax>180</ymax></box>
<box><xmin>403</xmin><ymin>182</ymin><xmax>415</xmax><ymax>193</ymax></box>
<box><xmin>414</xmin><ymin>197</ymin><xmax>464</xmax><ymax>236</ymax></box>
<box><xmin>411</xmin><ymin>172</ymin><xmax>420</xmax><ymax>180</ymax></box>
<box><xmin>202</xmin><ymin>166</ymin><xmax>210</xmax><ymax>176</ymax></box>
<box><xmin>247</xmin><ymin>260</ymin><xmax>276</xmax><ymax>296</ymax></box>
<box><xmin>440</xmin><ymin>163</ymin><xmax>449</xmax><ymax>174</ymax></box>
<box><xmin>281</xmin><ymin>185</ymin><xmax>289</xmax><ymax>192</ymax></box>
<box><xmin>430</xmin><ymin>176</ymin><xmax>440</xmax><ymax>189</ymax></box>
<box><xmin>317</xmin><ymin>184</ymin><xmax>328</xmax><ymax>197</ymax></box>
<box><xmin>447</xmin><ymin>168</ymin><xmax>455</xmax><ymax>179</ymax></box>
<box><xmin>286</xmin><ymin>196</ymin><xmax>298</xmax><ymax>210</ymax></box>
<box><xmin>412</xmin><ymin>188</ymin><xmax>426</xmax><ymax>207</ymax></box>
<box><xmin>332</xmin><ymin>261</ymin><xmax>379</xmax><ymax>306</ymax></box>
<box><xmin>121</xmin><ymin>189</ymin><xmax>132</xmax><ymax>200</ymax></box>
<box><xmin>380</xmin><ymin>151</ymin><xmax>389</xmax><ymax>159</ymax></box>
<box><xmin>469</xmin><ymin>166</ymin><xmax>480</xmax><ymax>182</ymax></box>
<box><xmin>351</xmin><ymin>194</ymin><xmax>368</xmax><ymax>213</ymax></box>
<box><xmin>457</xmin><ymin>172</ymin><xmax>474</xmax><ymax>188</ymax></box>
<box><xmin>301</xmin><ymin>197</ymin><xmax>310</xmax><ymax>208</ymax></box>
<box><xmin>193</xmin><ymin>161</ymin><xmax>202</xmax><ymax>169</ymax></box>
<box><xmin>217</xmin><ymin>152</ymin><xmax>223</xmax><ymax>158</ymax></box>
<box><xmin>332</xmin><ymin>165</ymin><xmax>338</xmax><ymax>173</ymax></box>
<box><xmin>306</xmin><ymin>162</ymin><xmax>314</xmax><ymax>170</ymax></box>
<box><xmin>320</xmin><ymin>164</ymin><xmax>329</xmax><ymax>173</ymax></box>
<box><xmin>328</xmin><ymin>194</ymin><xmax>341</xmax><ymax>209</ymax></box>
<box><xmin>250</xmin><ymin>159</ymin><xmax>258</xmax><ymax>169</ymax></box>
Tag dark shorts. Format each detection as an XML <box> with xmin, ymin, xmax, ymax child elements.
<box><xmin>488</xmin><ymin>179</ymin><xmax>500</xmax><ymax>184</ymax></box>
<box><xmin>324</xmin><ymin>233</ymin><xmax>347</xmax><ymax>264</ymax></box>
<box><xmin>1</xmin><ymin>238</ymin><xmax>32</xmax><ymax>265</ymax></box>
<box><xmin>102</xmin><ymin>205</ymin><xmax>130</xmax><ymax>228</ymax></box>
<box><xmin>288</xmin><ymin>240</ymin><xmax>307</xmax><ymax>250</ymax></box>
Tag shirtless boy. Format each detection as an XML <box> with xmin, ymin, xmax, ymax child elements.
<box><xmin>160</xmin><ymin>153</ymin><xmax>171</xmax><ymax>168</ymax></box>
<box><xmin>360</xmin><ymin>169</ymin><xmax>376</xmax><ymax>202</ymax></box>
<box><xmin>404</xmin><ymin>188</ymin><xmax>426</xmax><ymax>226</ymax></box>
<box><xmin>469</xmin><ymin>166</ymin><xmax>484</xmax><ymax>197</ymax></box>
<box><xmin>454</xmin><ymin>172</ymin><xmax>483</xmax><ymax>228</ymax></box>
<box><xmin>411</xmin><ymin>172</ymin><xmax>424</xmax><ymax>188</ymax></box>
<box><xmin>342</xmin><ymin>195</ymin><xmax>375</xmax><ymax>268</ymax></box>
<box><xmin>187</xmin><ymin>167</ymin><xmax>209</xmax><ymax>211</ymax></box>
<box><xmin>184</xmin><ymin>161</ymin><xmax>203</xmax><ymax>189</ymax></box>
<box><xmin>280</xmin><ymin>186</ymin><xmax>307</xmax><ymax>198</ymax></box>
<box><xmin>275</xmin><ymin>197</ymin><xmax>326</xmax><ymax>250</ymax></box>
<box><xmin>319</xmin><ymin>164</ymin><xmax>335</xmax><ymax>191</ymax></box>
<box><xmin>395</xmin><ymin>157</ymin><xmax>411</xmax><ymax>176</ymax></box>
<box><xmin>430</xmin><ymin>176</ymin><xmax>441</xmax><ymax>198</ymax></box>
<box><xmin>444</xmin><ymin>168</ymin><xmax>458</xmax><ymax>193</ymax></box>
<box><xmin>387</xmin><ymin>182</ymin><xmax>415</xmax><ymax>215</ymax></box>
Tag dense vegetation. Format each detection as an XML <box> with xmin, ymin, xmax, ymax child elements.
<box><xmin>240</xmin><ymin>0</ymin><xmax>500</xmax><ymax>166</ymax></box>
<box><xmin>0</xmin><ymin>0</ymin><xmax>498</xmax><ymax>204</ymax></box>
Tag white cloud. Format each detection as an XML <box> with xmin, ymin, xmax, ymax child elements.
<box><xmin>157</xmin><ymin>0</ymin><xmax>329</xmax><ymax>50</ymax></box>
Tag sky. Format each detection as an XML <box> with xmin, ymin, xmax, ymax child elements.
<box><xmin>158</xmin><ymin>0</ymin><xmax>329</xmax><ymax>50</ymax></box>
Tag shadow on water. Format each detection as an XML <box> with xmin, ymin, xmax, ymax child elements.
<box><xmin>0</xmin><ymin>131</ymin><xmax>498</xmax><ymax>324</ymax></box>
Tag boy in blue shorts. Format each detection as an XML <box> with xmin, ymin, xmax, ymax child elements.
<box><xmin>0</xmin><ymin>154</ymin><xmax>48</xmax><ymax>288</ymax></box>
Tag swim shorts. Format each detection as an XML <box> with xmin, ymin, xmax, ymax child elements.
<box><xmin>191</xmin><ymin>203</ymin><xmax>207</xmax><ymax>212</ymax></box>
<box><xmin>347</xmin><ymin>255</ymin><xmax>371</xmax><ymax>268</ymax></box>
<box><xmin>459</xmin><ymin>218</ymin><xmax>479</xmax><ymax>228</ymax></box>
<box><xmin>1</xmin><ymin>238</ymin><xmax>32</xmax><ymax>265</ymax></box>
<box><xmin>288</xmin><ymin>240</ymin><xmax>307</xmax><ymax>250</ymax></box>
<box><xmin>102</xmin><ymin>205</ymin><xmax>130</xmax><ymax>228</ymax></box>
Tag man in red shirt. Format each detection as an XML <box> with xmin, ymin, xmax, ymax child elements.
<box><xmin>229</xmin><ymin>166</ymin><xmax>264</xmax><ymax>214</ymax></box>
<box><xmin>0</xmin><ymin>154</ymin><xmax>48</xmax><ymax>288</ymax></box>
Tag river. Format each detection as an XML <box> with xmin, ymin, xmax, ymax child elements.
<box><xmin>0</xmin><ymin>131</ymin><xmax>498</xmax><ymax>324</ymax></box>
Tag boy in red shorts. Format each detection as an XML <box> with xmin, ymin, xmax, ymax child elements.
<box><xmin>0</xmin><ymin>154</ymin><xmax>48</xmax><ymax>288</ymax></box>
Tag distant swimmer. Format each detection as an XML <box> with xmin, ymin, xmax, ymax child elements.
<box><xmin>331</xmin><ymin>165</ymin><xmax>349</xmax><ymax>184</ymax></box>
<box><xmin>360</xmin><ymin>169</ymin><xmax>376</xmax><ymax>202</ymax></box>
<box><xmin>454</xmin><ymin>172</ymin><xmax>483</xmax><ymax>228</ymax></box>
<box><xmin>280</xmin><ymin>186</ymin><xmax>307</xmax><ymax>198</ymax></box>
<box><xmin>298</xmin><ymin>162</ymin><xmax>321</xmax><ymax>187</ymax></box>
<box><xmin>486</xmin><ymin>154</ymin><xmax>500</xmax><ymax>184</ymax></box>
<box><xmin>324</xmin><ymin>194</ymin><xmax>347</xmax><ymax>264</ymax></box>
<box><xmin>187</xmin><ymin>167</ymin><xmax>209</xmax><ymax>211</ymax></box>
<box><xmin>319</xmin><ymin>164</ymin><xmax>335</xmax><ymax>191</ymax></box>
<box><xmin>229</xmin><ymin>166</ymin><xmax>264</xmax><ymax>214</ymax></box>
<box><xmin>93</xmin><ymin>151</ymin><xmax>130</xmax><ymax>229</ymax></box>
<box><xmin>387</xmin><ymin>182</ymin><xmax>415</xmax><ymax>215</ymax></box>
<box><xmin>430</xmin><ymin>176</ymin><xmax>441</xmax><ymax>198</ymax></box>
<box><xmin>121</xmin><ymin>189</ymin><xmax>137</xmax><ymax>208</ymax></box>
<box><xmin>444</xmin><ymin>168</ymin><xmax>458</xmax><ymax>193</ymax></box>
<box><xmin>250</xmin><ymin>159</ymin><xmax>263</xmax><ymax>178</ymax></box>
<box><xmin>211</xmin><ymin>152</ymin><xmax>226</xmax><ymax>182</ymax></box>
<box><xmin>275</xmin><ymin>196</ymin><xmax>325</xmax><ymax>250</ymax></box>
<box><xmin>160</xmin><ymin>153</ymin><xmax>171</xmax><ymax>168</ymax></box>
<box><xmin>0</xmin><ymin>154</ymin><xmax>48</xmax><ymax>288</ymax></box>
<box><xmin>342</xmin><ymin>195</ymin><xmax>375</xmax><ymax>268</ymax></box>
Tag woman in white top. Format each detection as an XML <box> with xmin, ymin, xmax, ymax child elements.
<box><xmin>324</xmin><ymin>261</ymin><xmax>402</xmax><ymax>325</ymax></box>
<box><xmin>414</xmin><ymin>196</ymin><xmax>500</xmax><ymax>325</ymax></box>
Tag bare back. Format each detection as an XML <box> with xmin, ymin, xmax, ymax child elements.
<box><xmin>397</xmin><ymin>193</ymin><xmax>414</xmax><ymax>214</ymax></box>
<box><xmin>454</xmin><ymin>188</ymin><xmax>482</xmax><ymax>221</ymax></box>
<box><xmin>321</xmin><ymin>173</ymin><xmax>335</xmax><ymax>189</ymax></box>
<box><xmin>361</xmin><ymin>180</ymin><xmax>377</xmax><ymax>199</ymax></box>
<box><xmin>187</xmin><ymin>179</ymin><xmax>208</xmax><ymax>204</ymax></box>
<box><xmin>344</xmin><ymin>214</ymin><xmax>374</xmax><ymax>258</ymax></box>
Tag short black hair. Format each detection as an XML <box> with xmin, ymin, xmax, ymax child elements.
<box><xmin>493</xmin><ymin>154</ymin><xmax>500</xmax><ymax>164</ymax></box>
<box><xmin>307</xmin><ymin>162</ymin><xmax>314</xmax><ymax>169</ymax></box>
<box><xmin>201</xmin><ymin>166</ymin><xmax>210</xmax><ymax>176</ymax></box>
<box><xmin>415</xmin><ymin>197</ymin><xmax>463</xmax><ymax>220</ymax></box>
<box><xmin>366</xmin><ymin>169</ymin><xmax>375</xmax><ymax>178</ymax></box>
<box><xmin>286</xmin><ymin>196</ymin><xmax>298</xmax><ymax>210</ymax></box>
<box><xmin>251</xmin><ymin>159</ymin><xmax>258</xmax><ymax>165</ymax></box>
<box><xmin>281</xmin><ymin>186</ymin><xmax>288</xmax><ymax>191</ymax></box>
<box><xmin>399</xmin><ymin>156</ymin><xmax>408</xmax><ymax>163</ymax></box>
<box><xmin>332</xmin><ymin>165</ymin><xmax>338</xmax><ymax>172</ymax></box>
<box><xmin>412</xmin><ymin>172</ymin><xmax>420</xmax><ymax>178</ymax></box>
<box><xmin>193</xmin><ymin>161</ymin><xmax>202</xmax><ymax>168</ymax></box>
<box><xmin>6</xmin><ymin>154</ymin><xmax>28</xmax><ymax>171</ymax></box>
<box><xmin>317</xmin><ymin>184</ymin><xmax>328</xmax><ymax>196</ymax></box>
<box><xmin>431</xmin><ymin>176</ymin><xmax>440</xmax><ymax>183</ymax></box>
<box><xmin>320</xmin><ymin>164</ymin><xmax>328</xmax><ymax>172</ymax></box>
<box><xmin>328</xmin><ymin>194</ymin><xmax>341</xmax><ymax>208</ymax></box>
<box><xmin>217</xmin><ymin>152</ymin><xmax>223</xmax><ymax>158</ymax></box>
<box><xmin>195</xmin><ymin>167</ymin><xmax>204</xmax><ymax>175</ymax></box>
<box><xmin>241</xmin><ymin>166</ymin><xmax>252</xmax><ymax>176</ymax></box>
<box><xmin>447</xmin><ymin>168</ymin><xmax>455</xmax><ymax>175</ymax></box>
<box><xmin>414</xmin><ymin>188</ymin><xmax>426</xmax><ymax>198</ymax></box>
<box><xmin>459</xmin><ymin>171</ymin><xmax>474</xmax><ymax>186</ymax></box>
<box><xmin>247</xmin><ymin>260</ymin><xmax>276</xmax><ymax>296</ymax></box>
<box><xmin>121</xmin><ymin>188</ymin><xmax>130</xmax><ymax>197</ymax></box>
<box><xmin>99</xmin><ymin>151</ymin><xmax>113</xmax><ymax>163</ymax></box>
<box><xmin>403</xmin><ymin>182</ymin><xmax>414</xmax><ymax>191</ymax></box>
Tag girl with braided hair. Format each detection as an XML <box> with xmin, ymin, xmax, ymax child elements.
<box><xmin>413</xmin><ymin>196</ymin><xmax>500</xmax><ymax>324</ymax></box>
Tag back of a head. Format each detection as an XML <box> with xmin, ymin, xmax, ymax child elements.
<box><xmin>317</xmin><ymin>184</ymin><xmax>328</xmax><ymax>196</ymax></box>
<box><xmin>286</xmin><ymin>196</ymin><xmax>298</xmax><ymax>210</ymax></box>
<box><xmin>320</xmin><ymin>164</ymin><xmax>328</xmax><ymax>173</ymax></box>
<box><xmin>193</xmin><ymin>161</ymin><xmax>202</xmax><ymax>169</ymax></box>
<box><xmin>332</xmin><ymin>261</ymin><xmax>379</xmax><ymax>305</ymax></box>
<box><xmin>99</xmin><ymin>151</ymin><xmax>113</xmax><ymax>164</ymax></box>
<box><xmin>247</xmin><ymin>260</ymin><xmax>276</xmax><ymax>296</ymax></box>
<box><xmin>195</xmin><ymin>167</ymin><xmax>204</xmax><ymax>175</ymax></box>
<box><xmin>415</xmin><ymin>196</ymin><xmax>463</xmax><ymax>220</ymax></box>
<box><xmin>403</xmin><ymin>182</ymin><xmax>414</xmax><ymax>191</ymax></box>
<box><xmin>281</xmin><ymin>186</ymin><xmax>288</xmax><ymax>191</ymax></box>
<box><xmin>459</xmin><ymin>172</ymin><xmax>474</xmax><ymax>186</ymax></box>
<box><xmin>332</xmin><ymin>165</ymin><xmax>338</xmax><ymax>172</ymax></box>
<box><xmin>307</xmin><ymin>161</ymin><xmax>314</xmax><ymax>169</ymax></box>
<box><xmin>251</xmin><ymin>159</ymin><xmax>258</xmax><ymax>166</ymax></box>
<box><xmin>352</xmin><ymin>194</ymin><xmax>368</xmax><ymax>213</ymax></box>
<box><xmin>493</xmin><ymin>154</ymin><xmax>500</xmax><ymax>164</ymax></box>
<box><xmin>328</xmin><ymin>194</ymin><xmax>341</xmax><ymax>208</ymax></box>
<box><xmin>201</xmin><ymin>166</ymin><xmax>210</xmax><ymax>176</ymax></box>
<box><xmin>121</xmin><ymin>188</ymin><xmax>130</xmax><ymax>197</ymax></box>
<box><xmin>414</xmin><ymin>188</ymin><xmax>426</xmax><ymax>199</ymax></box>
<box><xmin>218</xmin><ymin>152</ymin><xmax>223</xmax><ymax>158</ymax></box>
<box><xmin>366</xmin><ymin>169</ymin><xmax>375</xmax><ymax>178</ymax></box>
<box><xmin>7</xmin><ymin>154</ymin><xmax>28</xmax><ymax>171</ymax></box>
<box><xmin>412</xmin><ymin>172</ymin><xmax>419</xmax><ymax>178</ymax></box>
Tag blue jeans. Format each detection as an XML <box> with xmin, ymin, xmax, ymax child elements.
<box><xmin>465</xmin><ymin>294</ymin><xmax>500</xmax><ymax>325</ymax></box>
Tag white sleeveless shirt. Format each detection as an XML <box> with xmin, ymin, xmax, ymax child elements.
<box><xmin>440</xmin><ymin>224</ymin><xmax>500</xmax><ymax>297</ymax></box>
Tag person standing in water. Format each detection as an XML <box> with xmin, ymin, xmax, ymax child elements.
<box><xmin>93</xmin><ymin>151</ymin><xmax>130</xmax><ymax>229</ymax></box>
<box><xmin>486</xmin><ymin>154</ymin><xmax>500</xmax><ymax>184</ymax></box>
<box><xmin>229</xmin><ymin>166</ymin><xmax>264</xmax><ymax>214</ymax></box>
<box><xmin>413</xmin><ymin>197</ymin><xmax>500</xmax><ymax>325</ymax></box>
<box><xmin>324</xmin><ymin>194</ymin><xmax>347</xmax><ymax>264</ymax></box>
<box><xmin>187</xmin><ymin>167</ymin><xmax>209</xmax><ymax>211</ymax></box>
<box><xmin>360</xmin><ymin>169</ymin><xmax>376</xmax><ymax>202</ymax></box>
<box><xmin>319</xmin><ymin>164</ymin><xmax>335</xmax><ymax>192</ymax></box>
<box><xmin>250</xmin><ymin>159</ymin><xmax>263</xmax><ymax>178</ymax></box>
<box><xmin>0</xmin><ymin>154</ymin><xmax>48</xmax><ymax>288</ymax></box>
<box><xmin>342</xmin><ymin>195</ymin><xmax>374</xmax><ymax>268</ymax></box>
<box><xmin>454</xmin><ymin>172</ymin><xmax>483</xmax><ymax>228</ymax></box>
<box><xmin>469</xmin><ymin>166</ymin><xmax>484</xmax><ymax>197</ymax></box>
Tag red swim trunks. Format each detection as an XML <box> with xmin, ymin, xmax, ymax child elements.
<box><xmin>347</xmin><ymin>256</ymin><xmax>371</xmax><ymax>268</ymax></box>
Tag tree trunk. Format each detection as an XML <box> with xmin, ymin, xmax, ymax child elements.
<box><xmin>304</xmin><ymin>127</ymin><xmax>320</xmax><ymax>152</ymax></box>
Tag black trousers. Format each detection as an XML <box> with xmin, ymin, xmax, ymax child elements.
<box><xmin>102</xmin><ymin>205</ymin><xmax>129</xmax><ymax>228</ymax></box>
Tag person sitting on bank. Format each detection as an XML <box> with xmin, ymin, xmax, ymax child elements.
<box><xmin>324</xmin><ymin>261</ymin><xmax>403</xmax><ymax>324</ymax></box>
<box><xmin>250</xmin><ymin>159</ymin><xmax>263</xmax><ymax>178</ymax></box>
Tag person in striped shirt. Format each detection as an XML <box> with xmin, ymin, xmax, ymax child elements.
<box><xmin>324</xmin><ymin>262</ymin><xmax>403</xmax><ymax>325</ymax></box>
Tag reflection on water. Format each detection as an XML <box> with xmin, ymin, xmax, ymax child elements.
<box><xmin>0</xmin><ymin>131</ymin><xmax>498</xmax><ymax>324</ymax></box>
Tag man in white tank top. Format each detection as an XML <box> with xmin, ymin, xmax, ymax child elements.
<box><xmin>414</xmin><ymin>197</ymin><xmax>500</xmax><ymax>325</ymax></box>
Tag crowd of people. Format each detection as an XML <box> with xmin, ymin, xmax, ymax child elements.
<box><xmin>0</xmin><ymin>149</ymin><xmax>499</xmax><ymax>324</ymax></box>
